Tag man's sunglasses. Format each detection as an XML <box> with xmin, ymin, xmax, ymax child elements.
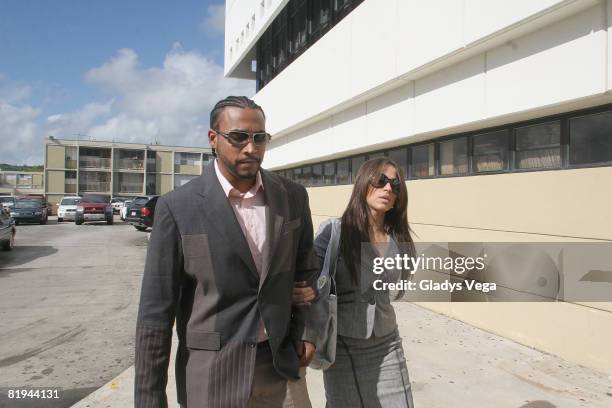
<box><xmin>213</xmin><ymin>129</ymin><xmax>271</xmax><ymax>147</ymax></box>
<box><xmin>371</xmin><ymin>174</ymin><xmax>402</xmax><ymax>194</ymax></box>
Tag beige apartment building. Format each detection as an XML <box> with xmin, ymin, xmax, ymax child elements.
<box><xmin>0</xmin><ymin>170</ymin><xmax>44</xmax><ymax>196</ymax></box>
<box><xmin>44</xmin><ymin>137</ymin><xmax>213</xmax><ymax>206</ymax></box>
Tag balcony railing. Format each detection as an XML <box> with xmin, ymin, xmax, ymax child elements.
<box><xmin>79</xmin><ymin>157</ymin><xmax>111</xmax><ymax>169</ymax></box>
<box><xmin>117</xmin><ymin>182</ymin><xmax>143</xmax><ymax>193</ymax></box>
<box><xmin>117</xmin><ymin>159</ymin><xmax>144</xmax><ymax>171</ymax></box>
<box><xmin>79</xmin><ymin>182</ymin><xmax>111</xmax><ymax>192</ymax></box>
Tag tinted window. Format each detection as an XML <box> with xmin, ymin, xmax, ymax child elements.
<box><xmin>472</xmin><ymin>130</ymin><xmax>509</xmax><ymax>173</ymax></box>
<box><xmin>410</xmin><ymin>144</ymin><xmax>435</xmax><ymax>178</ymax></box>
<box><xmin>81</xmin><ymin>195</ymin><xmax>110</xmax><ymax>203</ymax></box>
<box><xmin>323</xmin><ymin>162</ymin><xmax>335</xmax><ymax>185</ymax></box>
<box><xmin>133</xmin><ymin>197</ymin><xmax>150</xmax><ymax>205</ymax></box>
<box><xmin>515</xmin><ymin>121</ymin><xmax>561</xmax><ymax>169</ymax></box>
<box><xmin>15</xmin><ymin>200</ymin><xmax>39</xmax><ymax>208</ymax></box>
<box><xmin>569</xmin><ymin>111</ymin><xmax>612</xmax><ymax>165</ymax></box>
<box><xmin>350</xmin><ymin>155</ymin><xmax>366</xmax><ymax>182</ymax></box>
<box><xmin>440</xmin><ymin>137</ymin><xmax>468</xmax><ymax>175</ymax></box>
<box><xmin>61</xmin><ymin>198</ymin><xmax>81</xmax><ymax>206</ymax></box>
<box><xmin>311</xmin><ymin>164</ymin><xmax>323</xmax><ymax>186</ymax></box>
<box><xmin>336</xmin><ymin>159</ymin><xmax>349</xmax><ymax>184</ymax></box>
<box><xmin>388</xmin><ymin>147</ymin><xmax>408</xmax><ymax>179</ymax></box>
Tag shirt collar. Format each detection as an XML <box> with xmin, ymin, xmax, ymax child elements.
<box><xmin>214</xmin><ymin>159</ymin><xmax>263</xmax><ymax>199</ymax></box>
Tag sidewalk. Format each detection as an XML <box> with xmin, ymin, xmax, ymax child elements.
<box><xmin>71</xmin><ymin>303</ymin><xmax>612</xmax><ymax>408</ymax></box>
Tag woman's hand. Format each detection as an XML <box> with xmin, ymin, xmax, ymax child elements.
<box><xmin>292</xmin><ymin>281</ymin><xmax>315</xmax><ymax>305</ymax></box>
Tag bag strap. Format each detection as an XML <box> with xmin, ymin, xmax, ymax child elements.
<box><xmin>321</xmin><ymin>219</ymin><xmax>341</xmax><ymax>295</ymax></box>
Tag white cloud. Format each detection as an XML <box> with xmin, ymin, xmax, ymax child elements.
<box><xmin>200</xmin><ymin>4</ymin><xmax>225</xmax><ymax>35</ymax></box>
<box><xmin>0</xmin><ymin>101</ymin><xmax>42</xmax><ymax>165</ymax></box>
<box><xmin>83</xmin><ymin>45</ymin><xmax>253</xmax><ymax>146</ymax></box>
<box><xmin>0</xmin><ymin>45</ymin><xmax>254</xmax><ymax>165</ymax></box>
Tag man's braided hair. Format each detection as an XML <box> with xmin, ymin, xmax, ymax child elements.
<box><xmin>209</xmin><ymin>96</ymin><xmax>265</xmax><ymax>157</ymax></box>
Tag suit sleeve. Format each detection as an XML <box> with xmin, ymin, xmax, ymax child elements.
<box><xmin>290</xmin><ymin>185</ymin><xmax>320</xmax><ymax>344</ymax></box>
<box><xmin>134</xmin><ymin>196</ymin><xmax>183</xmax><ymax>408</ymax></box>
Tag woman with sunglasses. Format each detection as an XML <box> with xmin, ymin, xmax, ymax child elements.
<box><xmin>311</xmin><ymin>157</ymin><xmax>416</xmax><ymax>407</ymax></box>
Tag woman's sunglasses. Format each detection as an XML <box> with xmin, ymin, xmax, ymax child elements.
<box><xmin>213</xmin><ymin>129</ymin><xmax>271</xmax><ymax>147</ymax></box>
<box><xmin>371</xmin><ymin>174</ymin><xmax>402</xmax><ymax>194</ymax></box>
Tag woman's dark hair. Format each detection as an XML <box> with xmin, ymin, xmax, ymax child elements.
<box><xmin>340</xmin><ymin>158</ymin><xmax>415</xmax><ymax>298</ymax></box>
<box><xmin>209</xmin><ymin>96</ymin><xmax>265</xmax><ymax>157</ymax></box>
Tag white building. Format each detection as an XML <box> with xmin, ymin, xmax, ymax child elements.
<box><xmin>224</xmin><ymin>0</ymin><xmax>612</xmax><ymax>375</ymax></box>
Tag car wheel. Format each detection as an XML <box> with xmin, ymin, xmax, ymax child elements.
<box><xmin>134</xmin><ymin>225</ymin><xmax>147</xmax><ymax>231</ymax></box>
<box><xmin>57</xmin><ymin>218</ymin><xmax>63</xmax><ymax>223</ymax></box>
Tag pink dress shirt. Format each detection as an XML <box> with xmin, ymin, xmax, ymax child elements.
<box><xmin>214</xmin><ymin>160</ymin><xmax>269</xmax><ymax>341</ymax></box>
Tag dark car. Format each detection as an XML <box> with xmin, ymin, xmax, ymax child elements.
<box><xmin>125</xmin><ymin>195</ymin><xmax>159</xmax><ymax>231</ymax></box>
<box><xmin>0</xmin><ymin>208</ymin><xmax>16</xmax><ymax>250</ymax></box>
<box><xmin>75</xmin><ymin>194</ymin><xmax>113</xmax><ymax>225</ymax></box>
<box><xmin>10</xmin><ymin>198</ymin><xmax>48</xmax><ymax>225</ymax></box>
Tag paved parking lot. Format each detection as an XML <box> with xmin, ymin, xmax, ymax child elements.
<box><xmin>0</xmin><ymin>216</ymin><xmax>148</xmax><ymax>408</ymax></box>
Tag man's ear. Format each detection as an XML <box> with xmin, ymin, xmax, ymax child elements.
<box><xmin>208</xmin><ymin>130</ymin><xmax>217</xmax><ymax>149</ymax></box>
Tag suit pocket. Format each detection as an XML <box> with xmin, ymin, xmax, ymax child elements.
<box><xmin>182</xmin><ymin>234</ymin><xmax>209</xmax><ymax>258</ymax></box>
<box><xmin>281</xmin><ymin>218</ymin><xmax>301</xmax><ymax>235</ymax></box>
<box><xmin>186</xmin><ymin>330</ymin><xmax>221</xmax><ymax>350</ymax></box>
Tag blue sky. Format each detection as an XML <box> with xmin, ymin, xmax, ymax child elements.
<box><xmin>0</xmin><ymin>0</ymin><xmax>254</xmax><ymax>164</ymax></box>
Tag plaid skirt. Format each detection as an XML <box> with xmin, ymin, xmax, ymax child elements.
<box><xmin>323</xmin><ymin>328</ymin><xmax>414</xmax><ymax>408</ymax></box>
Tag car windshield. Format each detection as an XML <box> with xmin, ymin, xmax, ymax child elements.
<box><xmin>81</xmin><ymin>195</ymin><xmax>110</xmax><ymax>203</ymax></box>
<box><xmin>15</xmin><ymin>200</ymin><xmax>40</xmax><ymax>209</ymax></box>
<box><xmin>61</xmin><ymin>198</ymin><xmax>81</xmax><ymax>205</ymax></box>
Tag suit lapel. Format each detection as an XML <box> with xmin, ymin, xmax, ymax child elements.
<box><xmin>261</xmin><ymin>170</ymin><xmax>288</xmax><ymax>285</ymax></box>
<box><xmin>196</xmin><ymin>162</ymin><xmax>258</xmax><ymax>279</ymax></box>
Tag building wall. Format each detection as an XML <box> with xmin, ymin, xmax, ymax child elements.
<box><xmin>46</xmin><ymin>145</ymin><xmax>66</xmax><ymax>169</ymax></box>
<box><xmin>46</xmin><ymin>171</ymin><xmax>65</xmax><ymax>194</ymax></box>
<box><xmin>226</xmin><ymin>0</ymin><xmax>612</xmax><ymax>374</ymax></box>
<box><xmin>256</xmin><ymin>1</ymin><xmax>610</xmax><ymax>169</ymax></box>
<box><xmin>305</xmin><ymin>166</ymin><xmax>612</xmax><ymax>375</ymax></box>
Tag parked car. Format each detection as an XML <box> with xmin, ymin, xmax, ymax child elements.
<box><xmin>75</xmin><ymin>194</ymin><xmax>113</xmax><ymax>225</ymax></box>
<box><xmin>0</xmin><ymin>208</ymin><xmax>16</xmax><ymax>250</ymax></box>
<box><xmin>120</xmin><ymin>199</ymin><xmax>133</xmax><ymax>221</ymax></box>
<box><xmin>110</xmin><ymin>197</ymin><xmax>127</xmax><ymax>214</ymax></box>
<box><xmin>10</xmin><ymin>198</ymin><xmax>48</xmax><ymax>225</ymax></box>
<box><xmin>57</xmin><ymin>196</ymin><xmax>82</xmax><ymax>222</ymax></box>
<box><xmin>125</xmin><ymin>195</ymin><xmax>159</xmax><ymax>231</ymax></box>
<box><xmin>0</xmin><ymin>196</ymin><xmax>15</xmax><ymax>211</ymax></box>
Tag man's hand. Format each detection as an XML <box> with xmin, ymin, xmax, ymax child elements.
<box><xmin>292</xmin><ymin>281</ymin><xmax>315</xmax><ymax>306</ymax></box>
<box><xmin>294</xmin><ymin>340</ymin><xmax>316</xmax><ymax>367</ymax></box>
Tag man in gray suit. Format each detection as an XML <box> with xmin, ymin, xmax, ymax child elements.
<box><xmin>134</xmin><ymin>96</ymin><xmax>318</xmax><ymax>408</ymax></box>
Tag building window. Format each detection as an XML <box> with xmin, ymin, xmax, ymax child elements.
<box><xmin>410</xmin><ymin>144</ymin><xmax>435</xmax><ymax>178</ymax></box>
<box><xmin>336</xmin><ymin>158</ymin><xmax>349</xmax><ymax>184</ymax></box>
<box><xmin>175</xmin><ymin>152</ymin><xmax>201</xmax><ymax>166</ymax></box>
<box><xmin>350</xmin><ymin>155</ymin><xmax>366</xmax><ymax>182</ymax></box>
<box><xmin>387</xmin><ymin>147</ymin><xmax>408</xmax><ymax>179</ymax></box>
<box><xmin>569</xmin><ymin>111</ymin><xmax>612</xmax><ymax>166</ymax></box>
<box><xmin>323</xmin><ymin>161</ymin><xmax>335</xmax><ymax>185</ymax></box>
<box><xmin>472</xmin><ymin>130</ymin><xmax>509</xmax><ymax>173</ymax></box>
<box><xmin>301</xmin><ymin>165</ymin><xmax>313</xmax><ymax>187</ymax></box>
<box><xmin>309</xmin><ymin>0</ymin><xmax>332</xmax><ymax>42</ymax></box>
<box><xmin>440</xmin><ymin>137</ymin><xmax>468</xmax><ymax>175</ymax></box>
<box><xmin>289</xmin><ymin>0</ymin><xmax>308</xmax><ymax>58</ymax></box>
<box><xmin>311</xmin><ymin>163</ymin><xmax>323</xmax><ymax>186</ymax></box>
<box><xmin>515</xmin><ymin>121</ymin><xmax>561</xmax><ymax>169</ymax></box>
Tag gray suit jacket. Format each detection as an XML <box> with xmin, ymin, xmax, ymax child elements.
<box><xmin>313</xmin><ymin>222</ymin><xmax>401</xmax><ymax>339</ymax></box>
<box><xmin>134</xmin><ymin>161</ymin><xmax>319</xmax><ymax>408</ymax></box>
